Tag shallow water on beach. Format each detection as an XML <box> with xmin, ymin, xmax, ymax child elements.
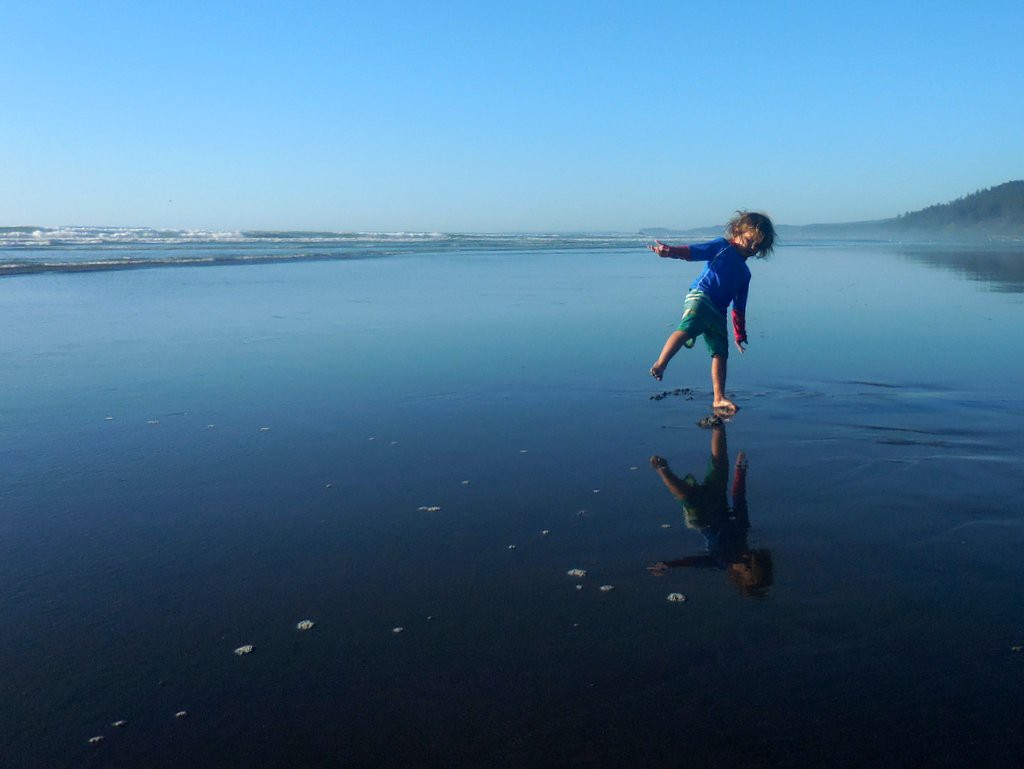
<box><xmin>2</xmin><ymin>242</ymin><xmax>1023</xmax><ymax>768</ymax></box>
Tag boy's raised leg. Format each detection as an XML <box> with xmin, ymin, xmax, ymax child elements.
<box><xmin>711</xmin><ymin>355</ymin><xmax>738</xmax><ymax>413</ymax></box>
<box><xmin>651</xmin><ymin>331</ymin><xmax>690</xmax><ymax>381</ymax></box>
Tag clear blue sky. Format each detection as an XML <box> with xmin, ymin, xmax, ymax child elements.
<box><xmin>2</xmin><ymin>1</ymin><xmax>1022</xmax><ymax>232</ymax></box>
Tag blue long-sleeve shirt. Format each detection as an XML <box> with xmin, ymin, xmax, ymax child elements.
<box><xmin>687</xmin><ymin>238</ymin><xmax>751</xmax><ymax>315</ymax></box>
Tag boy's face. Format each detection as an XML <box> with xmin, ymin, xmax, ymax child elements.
<box><xmin>728</xmin><ymin>560</ymin><xmax>756</xmax><ymax>585</ymax></box>
<box><xmin>733</xmin><ymin>228</ymin><xmax>763</xmax><ymax>255</ymax></box>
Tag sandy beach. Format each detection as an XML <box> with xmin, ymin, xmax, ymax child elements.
<box><xmin>2</xmin><ymin>241</ymin><xmax>1023</xmax><ymax>768</ymax></box>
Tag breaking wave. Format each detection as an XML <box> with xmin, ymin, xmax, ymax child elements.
<box><xmin>0</xmin><ymin>227</ymin><xmax>648</xmax><ymax>277</ymax></box>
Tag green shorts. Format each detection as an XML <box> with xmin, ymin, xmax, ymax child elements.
<box><xmin>677</xmin><ymin>291</ymin><xmax>729</xmax><ymax>358</ymax></box>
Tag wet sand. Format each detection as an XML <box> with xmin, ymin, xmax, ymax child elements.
<box><xmin>1</xmin><ymin>244</ymin><xmax>1022</xmax><ymax>768</ymax></box>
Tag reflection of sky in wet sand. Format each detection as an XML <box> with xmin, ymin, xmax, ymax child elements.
<box><xmin>897</xmin><ymin>242</ymin><xmax>1024</xmax><ymax>292</ymax></box>
<box><xmin>1</xmin><ymin>243</ymin><xmax>1022</xmax><ymax>768</ymax></box>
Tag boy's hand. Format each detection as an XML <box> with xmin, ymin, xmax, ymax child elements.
<box><xmin>734</xmin><ymin>339</ymin><xmax>747</xmax><ymax>354</ymax></box>
<box><xmin>648</xmin><ymin>241</ymin><xmax>672</xmax><ymax>258</ymax></box>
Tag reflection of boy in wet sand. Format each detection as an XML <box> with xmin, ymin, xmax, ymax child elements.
<box><xmin>648</xmin><ymin>426</ymin><xmax>772</xmax><ymax>596</ymax></box>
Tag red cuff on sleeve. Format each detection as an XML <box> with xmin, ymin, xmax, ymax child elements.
<box><xmin>732</xmin><ymin>309</ymin><xmax>747</xmax><ymax>343</ymax></box>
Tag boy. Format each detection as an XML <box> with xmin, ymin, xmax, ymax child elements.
<box><xmin>648</xmin><ymin>211</ymin><xmax>775</xmax><ymax>414</ymax></box>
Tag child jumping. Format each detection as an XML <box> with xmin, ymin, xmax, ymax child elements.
<box><xmin>648</xmin><ymin>211</ymin><xmax>775</xmax><ymax>414</ymax></box>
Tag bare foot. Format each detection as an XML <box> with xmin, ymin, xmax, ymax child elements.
<box><xmin>650</xmin><ymin>363</ymin><xmax>665</xmax><ymax>381</ymax></box>
<box><xmin>650</xmin><ymin>455</ymin><xmax>669</xmax><ymax>470</ymax></box>
<box><xmin>713</xmin><ymin>398</ymin><xmax>738</xmax><ymax>415</ymax></box>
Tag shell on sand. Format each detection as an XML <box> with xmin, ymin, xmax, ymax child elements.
<box><xmin>567</xmin><ymin>569</ymin><xmax>587</xmax><ymax>578</ymax></box>
<box><xmin>599</xmin><ymin>585</ymin><xmax>615</xmax><ymax>592</ymax></box>
<box><xmin>175</xmin><ymin>710</ymin><xmax>189</xmax><ymax>719</ymax></box>
<box><xmin>112</xmin><ymin>720</ymin><xmax>128</xmax><ymax>728</ymax></box>
<box><xmin>392</xmin><ymin>627</ymin><xmax>404</xmax><ymax>634</ymax></box>
<box><xmin>88</xmin><ymin>736</ymin><xmax>104</xmax><ymax>745</ymax></box>
<box><xmin>233</xmin><ymin>645</ymin><xmax>254</xmax><ymax>655</ymax></box>
<box><xmin>296</xmin><ymin>620</ymin><xmax>315</xmax><ymax>631</ymax></box>
<box><xmin>667</xmin><ymin>593</ymin><xmax>687</xmax><ymax>602</ymax></box>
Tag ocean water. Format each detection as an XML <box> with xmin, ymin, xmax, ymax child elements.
<box><xmin>1</xmin><ymin>234</ymin><xmax>1023</xmax><ymax>768</ymax></box>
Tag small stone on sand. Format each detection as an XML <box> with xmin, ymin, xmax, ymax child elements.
<box><xmin>296</xmin><ymin>620</ymin><xmax>315</xmax><ymax>631</ymax></box>
<box><xmin>661</xmin><ymin>523</ymin><xmax>672</xmax><ymax>529</ymax></box>
<box><xmin>147</xmin><ymin>420</ymin><xmax>159</xmax><ymax>425</ymax></box>
<box><xmin>88</xmin><ymin>736</ymin><xmax>105</xmax><ymax>745</ymax></box>
<box><xmin>233</xmin><ymin>645</ymin><xmax>254</xmax><ymax>655</ymax></box>
<box><xmin>575</xmin><ymin>584</ymin><xmax>583</xmax><ymax>590</ymax></box>
<box><xmin>461</xmin><ymin>480</ymin><xmax>471</xmax><ymax>485</ymax></box>
<box><xmin>418</xmin><ymin>505</ymin><xmax>442</xmax><ymax>512</ymax></box>
<box><xmin>175</xmin><ymin>711</ymin><xmax>189</xmax><ymax>719</ymax></box>
<box><xmin>567</xmin><ymin>568</ymin><xmax>587</xmax><ymax>578</ymax></box>
<box><xmin>392</xmin><ymin>627</ymin><xmax>404</xmax><ymax>634</ymax></box>
<box><xmin>260</xmin><ymin>427</ymin><xmax>271</xmax><ymax>432</ymax></box>
<box><xmin>667</xmin><ymin>593</ymin><xmax>687</xmax><ymax>602</ymax></box>
<box><xmin>104</xmin><ymin>416</ymin><xmax>114</xmax><ymax>421</ymax></box>
<box><xmin>508</xmin><ymin>544</ymin><xmax>517</xmax><ymax>550</ymax></box>
<box><xmin>599</xmin><ymin>585</ymin><xmax>615</xmax><ymax>592</ymax></box>
<box><xmin>541</xmin><ymin>529</ymin><xmax>550</xmax><ymax>536</ymax></box>
<box><xmin>112</xmin><ymin>720</ymin><xmax>128</xmax><ymax>728</ymax></box>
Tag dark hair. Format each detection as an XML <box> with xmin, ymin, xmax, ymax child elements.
<box><xmin>727</xmin><ymin>211</ymin><xmax>776</xmax><ymax>258</ymax></box>
<box><xmin>729</xmin><ymin>548</ymin><xmax>774</xmax><ymax>597</ymax></box>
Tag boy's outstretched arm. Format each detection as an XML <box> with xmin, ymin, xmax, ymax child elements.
<box><xmin>648</xmin><ymin>241</ymin><xmax>692</xmax><ymax>260</ymax></box>
<box><xmin>648</xmin><ymin>556</ymin><xmax>717</xmax><ymax>572</ymax></box>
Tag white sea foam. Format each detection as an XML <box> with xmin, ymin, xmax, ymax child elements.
<box><xmin>0</xmin><ymin>226</ymin><xmax>246</xmax><ymax>247</ymax></box>
<box><xmin>0</xmin><ymin>227</ymin><xmax>648</xmax><ymax>276</ymax></box>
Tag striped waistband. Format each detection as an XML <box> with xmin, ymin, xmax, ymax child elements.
<box><xmin>684</xmin><ymin>291</ymin><xmax>726</xmax><ymax>318</ymax></box>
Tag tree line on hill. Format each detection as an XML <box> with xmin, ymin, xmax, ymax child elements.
<box><xmin>641</xmin><ymin>180</ymin><xmax>1024</xmax><ymax>240</ymax></box>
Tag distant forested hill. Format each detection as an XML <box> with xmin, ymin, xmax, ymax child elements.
<box><xmin>641</xmin><ymin>180</ymin><xmax>1024</xmax><ymax>240</ymax></box>
<box><xmin>894</xmin><ymin>180</ymin><xmax>1024</xmax><ymax>235</ymax></box>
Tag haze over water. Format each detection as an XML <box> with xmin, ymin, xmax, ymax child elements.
<box><xmin>2</xmin><ymin>237</ymin><xmax>1022</xmax><ymax>768</ymax></box>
